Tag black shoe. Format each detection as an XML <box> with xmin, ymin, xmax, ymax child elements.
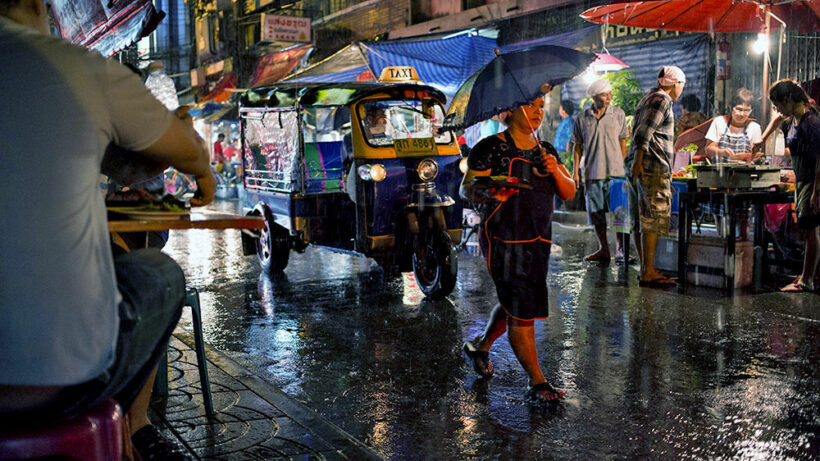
<box><xmin>131</xmin><ymin>424</ymin><xmax>193</xmax><ymax>461</ymax></box>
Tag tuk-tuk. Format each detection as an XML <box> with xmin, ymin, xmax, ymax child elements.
<box><xmin>238</xmin><ymin>67</ymin><xmax>465</xmax><ymax>298</ymax></box>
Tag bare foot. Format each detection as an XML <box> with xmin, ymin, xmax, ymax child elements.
<box><xmin>584</xmin><ymin>250</ymin><xmax>611</xmax><ymax>262</ymax></box>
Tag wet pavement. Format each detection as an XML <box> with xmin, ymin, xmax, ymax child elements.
<box><xmin>160</xmin><ymin>199</ymin><xmax>819</xmax><ymax>460</ymax></box>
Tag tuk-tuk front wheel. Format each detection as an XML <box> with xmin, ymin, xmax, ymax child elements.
<box><xmin>412</xmin><ymin>229</ymin><xmax>457</xmax><ymax>299</ymax></box>
<box><xmin>257</xmin><ymin>216</ymin><xmax>290</xmax><ymax>273</ymax></box>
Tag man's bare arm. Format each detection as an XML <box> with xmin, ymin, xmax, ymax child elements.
<box><xmin>137</xmin><ymin>107</ymin><xmax>215</xmax><ymax>206</ymax></box>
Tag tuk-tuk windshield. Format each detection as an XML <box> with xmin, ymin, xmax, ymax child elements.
<box><xmin>361</xmin><ymin>100</ymin><xmax>451</xmax><ymax>147</ymax></box>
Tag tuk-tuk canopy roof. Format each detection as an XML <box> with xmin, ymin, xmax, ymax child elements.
<box><xmin>240</xmin><ymin>82</ymin><xmax>447</xmax><ymax>110</ymax></box>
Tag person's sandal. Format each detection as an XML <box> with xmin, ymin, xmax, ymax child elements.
<box><xmin>463</xmin><ymin>341</ymin><xmax>493</xmax><ymax>378</ymax></box>
<box><xmin>526</xmin><ymin>382</ymin><xmax>564</xmax><ymax>402</ymax></box>
<box><xmin>131</xmin><ymin>424</ymin><xmax>193</xmax><ymax>461</ymax></box>
<box><xmin>780</xmin><ymin>279</ymin><xmax>814</xmax><ymax>292</ymax></box>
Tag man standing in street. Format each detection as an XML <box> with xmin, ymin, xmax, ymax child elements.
<box><xmin>0</xmin><ymin>0</ymin><xmax>214</xmax><ymax>458</ymax></box>
<box><xmin>625</xmin><ymin>66</ymin><xmax>686</xmax><ymax>286</ymax></box>
<box><xmin>572</xmin><ymin>79</ymin><xmax>630</xmax><ymax>263</ymax></box>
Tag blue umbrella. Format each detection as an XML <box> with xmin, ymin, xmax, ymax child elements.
<box><xmin>446</xmin><ymin>45</ymin><xmax>596</xmax><ymax>129</ymax></box>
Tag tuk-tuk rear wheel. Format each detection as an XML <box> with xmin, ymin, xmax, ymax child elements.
<box><xmin>257</xmin><ymin>215</ymin><xmax>290</xmax><ymax>273</ymax></box>
<box><xmin>412</xmin><ymin>229</ymin><xmax>457</xmax><ymax>299</ymax></box>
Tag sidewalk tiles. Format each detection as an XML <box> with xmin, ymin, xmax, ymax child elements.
<box><xmin>149</xmin><ymin>327</ymin><xmax>383</xmax><ymax>461</ymax></box>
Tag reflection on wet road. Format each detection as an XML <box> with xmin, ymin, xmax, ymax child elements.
<box><xmin>164</xmin><ymin>201</ymin><xmax>819</xmax><ymax>459</ymax></box>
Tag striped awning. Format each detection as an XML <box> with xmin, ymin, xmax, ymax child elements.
<box><xmin>561</xmin><ymin>34</ymin><xmax>710</xmax><ymax>116</ymax></box>
<box><xmin>365</xmin><ymin>33</ymin><xmax>497</xmax><ymax>97</ymax></box>
<box><xmin>288</xmin><ymin>65</ymin><xmax>372</xmax><ymax>83</ymax></box>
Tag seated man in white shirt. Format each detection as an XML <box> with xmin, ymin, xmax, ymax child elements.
<box><xmin>0</xmin><ymin>1</ymin><xmax>214</xmax><ymax>459</ymax></box>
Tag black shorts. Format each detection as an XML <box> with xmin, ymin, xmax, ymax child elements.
<box><xmin>795</xmin><ymin>181</ymin><xmax>820</xmax><ymax>230</ymax></box>
<box><xmin>10</xmin><ymin>249</ymin><xmax>185</xmax><ymax>424</ymax></box>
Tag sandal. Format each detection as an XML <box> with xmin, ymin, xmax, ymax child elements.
<box><xmin>463</xmin><ymin>341</ymin><xmax>493</xmax><ymax>378</ymax></box>
<box><xmin>131</xmin><ymin>424</ymin><xmax>193</xmax><ymax>461</ymax></box>
<box><xmin>780</xmin><ymin>279</ymin><xmax>814</xmax><ymax>292</ymax></box>
<box><xmin>525</xmin><ymin>382</ymin><xmax>564</xmax><ymax>402</ymax></box>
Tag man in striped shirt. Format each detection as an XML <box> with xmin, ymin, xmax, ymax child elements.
<box><xmin>624</xmin><ymin>66</ymin><xmax>685</xmax><ymax>287</ymax></box>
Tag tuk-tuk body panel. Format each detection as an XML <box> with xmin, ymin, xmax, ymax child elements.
<box><xmin>302</xmin><ymin>141</ymin><xmax>345</xmax><ymax>193</ymax></box>
<box><xmin>359</xmin><ymin>154</ymin><xmax>463</xmax><ymax>237</ymax></box>
<box><xmin>246</xmin><ymin>190</ymin><xmax>293</xmax><ymax>231</ymax></box>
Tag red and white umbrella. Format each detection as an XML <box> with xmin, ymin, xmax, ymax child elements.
<box><xmin>581</xmin><ymin>0</ymin><xmax>820</xmax><ymax>121</ymax></box>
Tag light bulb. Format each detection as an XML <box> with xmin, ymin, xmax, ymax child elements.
<box><xmin>752</xmin><ymin>33</ymin><xmax>769</xmax><ymax>54</ymax></box>
<box><xmin>582</xmin><ymin>70</ymin><xmax>598</xmax><ymax>85</ymax></box>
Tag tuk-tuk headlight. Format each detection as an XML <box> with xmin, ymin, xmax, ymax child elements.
<box><xmin>358</xmin><ymin>164</ymin><xmax>387</xmax><ymax>182</ymax></box>
<box><xmin>459</xmin><ymin>157</ymin><xmax>469</xmax><ymax>174</ymax></box>
<box><xmin>370</xmin><ymin>164</ymin><xmax>387</xmax><ymax>182</ymax></box>
<box><xmin>417</xmin><ymin>159</ymin><xmax>438</xmax><ymax>181</ymax></box>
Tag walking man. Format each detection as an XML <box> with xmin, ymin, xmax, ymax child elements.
<box><xmin>625</xmin><ymin>66</ymin><xmax>686</xmax><ymax>286</ymax></box>
<box><xmin>572</xmin><ymin>79</ymin><xmax>630</xmax><ymax>263</ymax></box>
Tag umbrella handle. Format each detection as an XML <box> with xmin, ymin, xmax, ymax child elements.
<box><xmin>517</xmin><ymin>106</ymin><xmax>550</xmax><ymax>176</ymax></box>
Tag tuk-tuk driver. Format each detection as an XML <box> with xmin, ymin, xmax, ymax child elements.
<box><xmin>365</xmin><ymin>106</ymin><xmax>388</xmax><ymax>140</ymax></box>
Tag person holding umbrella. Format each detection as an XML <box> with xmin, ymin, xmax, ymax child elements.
<box><xmin>625</xmin><ymin>66</ymin><xmax>685</xmax><ymax>287</ymax></box>
<box><xmin>460</xmin><ymin>92</ymin><xmax>576</xmax><ymax>402</ymax></box>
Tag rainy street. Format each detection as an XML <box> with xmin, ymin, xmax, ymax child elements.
<box><xmin>163</xmin><ymin>200</ymin><xmax>819</xmax><ymax>460</ymax></box>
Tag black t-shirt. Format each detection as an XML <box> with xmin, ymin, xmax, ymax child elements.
<box><xmin>786</xmin><ymin>111</ymin><xmax>820</xmax><ymax>184</ymax></box>
<box><xmin>467</xmin><ymin>131</ymin><xmax>558</xmax><ymax>242</ymax></box>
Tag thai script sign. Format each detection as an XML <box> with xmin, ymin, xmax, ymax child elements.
<box><xmin>261</xmin><ymin>14</ymin><xmax>311</xmax><ymax>42</ymax></box>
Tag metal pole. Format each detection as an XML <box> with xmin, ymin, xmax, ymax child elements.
<box><xmin>762</xmin><ymin>12</ymin><xmax>770</xmax><ymax>123</ymax></box>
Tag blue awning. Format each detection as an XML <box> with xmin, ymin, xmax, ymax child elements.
<box><xmin>287</xmin><ymin>65</ymin><xmax>371</xmax><ymax>83</ymax></box>
<box><xmin>364</xmin><ymin>33</ymin><xmax>498</xmax><ymax>97</ymax></box>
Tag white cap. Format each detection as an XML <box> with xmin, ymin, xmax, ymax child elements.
<box><xmin>658</xmin><ymin>65</ymin><xmax>685</xmax><ymax>86</ymax></box>
<box><xmin>587</xmin><ymin>79</ymin><xmax>612</xmax><ymax>97</ymax></box>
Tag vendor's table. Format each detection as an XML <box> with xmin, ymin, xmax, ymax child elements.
<box><xmin>677</xmin><ymin>189</ymin><xmax>793</xmax><ymax>292</ymax></box>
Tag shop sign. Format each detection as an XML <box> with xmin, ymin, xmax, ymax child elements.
<box><xmin>261</xmin><ymin>14</ymin><xmax>311</xmax><ymax>42</ymax></box>
<box><xmin>606</xmin><ymin>26</ymin><xmax>682</xmax><ymax>46</ymax></box>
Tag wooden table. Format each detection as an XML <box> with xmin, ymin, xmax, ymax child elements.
<box><xmin>107</xmin><ymin>210</ymin><xmax>264</xmax><ymax>233</ymax></box>
<box><xmin>108</xmin><ymin>209</ymin><xmax>264</xmax><ymax>251</ymax></box>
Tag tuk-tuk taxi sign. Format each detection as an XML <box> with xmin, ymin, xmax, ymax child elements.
<box><xmin>379</xmin><ymin>66</ymin><xmax>421</xmax><ymax>83</ymax></box>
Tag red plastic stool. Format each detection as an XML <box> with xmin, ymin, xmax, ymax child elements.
<box><xmin>0</xmin><ymin>399</ymin><xmax>124</xmax><ymax>461</ymax></box>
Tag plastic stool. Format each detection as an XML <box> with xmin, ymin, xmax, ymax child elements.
<box><xmin>154</xmin><ymin>287</ymin><xmax>214</xmax><ymax>416</ymax></box>
<box><xmin>0</xmin><ymin>399</ymin><xmax>123</xmax><ymax>461</ymax></box>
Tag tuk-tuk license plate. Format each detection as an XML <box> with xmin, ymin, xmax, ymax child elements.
<box><xmin>394</xmin><ymin>138</ymin><xmax>436</xmax><ymax>156</ymax></box>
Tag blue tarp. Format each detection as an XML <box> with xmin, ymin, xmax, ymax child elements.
<box><xmin>290</xmin><ymin>66</ymin><xmax>370</xmax><ymax>83</ymax></box>
<box><xmin>364</xmin><ymin>33</ymin><xmax>498</xmax><ymax>97</ymax></box>
<box><xmin>561</xmin><ymin>34</ymin><xmax>711</xmax><ymax>115</ymax></box>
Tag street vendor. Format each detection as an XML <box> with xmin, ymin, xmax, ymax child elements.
<box><xmin>460</xmin><ymin>94</ymin><xmax>576</xmax><ymax>402</ymax></box>
<box><xmin>704</xmin><ymin>88</ymin><xmax>763</xmax><ymax>164</ymax></box>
